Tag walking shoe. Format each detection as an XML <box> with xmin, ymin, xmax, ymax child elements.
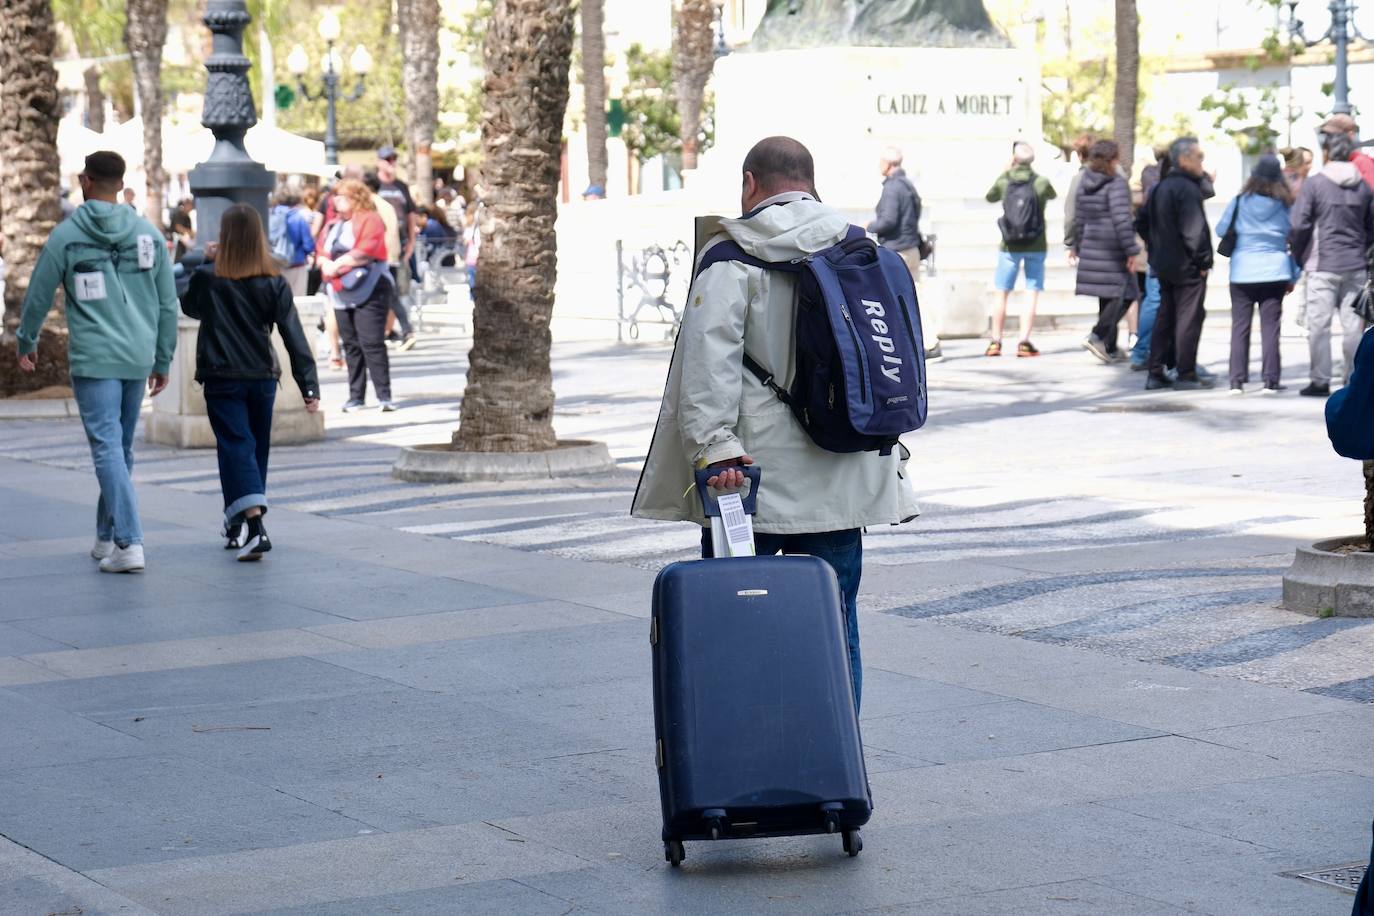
<box><xmin>1195</xmin><ymin>365</ymin><xmax>1217</xmax><ymax>381</ymax></box>
<box><xmin>1082</xmin><ymin>334</ymin><xmax>1111</xmax><ymax>364</ymax></box>
<box><xmin>924</xmin><ymin>342</ymin><xmax>944</xmax><ymax>363</ymax></box>
<box><xmin>91</xmin><ymin>538</ymin><xmax>115</xmax><ymax>561</ymax></box>
<box><xmin>1110</xmin><ymin>349</ymin><xmax>1130</xmax><ymax>363</ymax></box>
<box><xmin>1260</xmin><ymin>383</ymin><xmax>1286</xmax><ymax>395</ymax></box>
<box><xmin>99</xmin><ymin>543</ymin><xmax>145</xmax><ymax>574</ymax></box>
<box><xmin>1144</xmin><ymin>375</ymin><xmax>1173</xmax><ymax>391</ymax></box>
<box><xmin>237</xmin><ymin>520</ymin><xmax>271</xmax><ymax>562</ymax></box>
<box><xmin>341</xmin><ymin>399</ymin><xmax>367</xmax><ymax>412</ymax></box>
<box><xmin>984</xmin><ymin>340</ymin><xmax>1002</xmax><ymax>357</ymax></box>
<box><xmin>223</xmin><ymin>522</ymin><xmax>244</xmax><ymax>550</ymax></box>
<box><xmin>385</xmin><ymin>330</ymin><xmax>403</xmax><ymax>344</ymax></box>
<box><xmin>1300</xmin><ymin>383</ymin><xmax>1331</xmax><ymax>397</ymax></box>
<box><xmin>1173</xmin><ymin>374</ymin><xmax>1215</xmax><ymax>391</ymax></box>
<box><xmin>398</xmin><ymin>333</ymin><xmax>419</xmax><ymax>352</ymax></box>
<box><xmin>1130</xmin><ymin>361</ymin><xmax>1148</xmax><ymax>372</ymax></box>
<box><xmin>1229</xmin><ymin>386</ymin><xmax>1244</xmax><ymax>396</ymax></box>
<box><xmin>1016</xmin><ymin>340</ymin><xmax>1040</xmax><ymax>357</ymax></box>
<box><xmin>379</xmin><ymin>400</ymin><xmax>400</xmax><ymax>412</ymax></box>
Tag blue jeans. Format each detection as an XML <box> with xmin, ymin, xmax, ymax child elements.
<box><xmin>701</xmin><ymin>527</ymin><xmax>864</xmax><ymax>710</ymax></box>
<box><xmin>71</xmin><ymin>377</ymin><xmax>145</xmax><ymax>547</ymax></box>
<box><xmin>203</xmin><ymin>379</ymin><xmax>276</xmax><ymax>526</ymax></box>
<box><xmin>1131</xmin><ymin>271</ymin><xmax>1161</xmax><ymax>365</ymax></box>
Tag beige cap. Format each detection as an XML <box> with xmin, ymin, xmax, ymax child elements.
<box><xmin>1321</xmin><ymin>113</ymin><xmax>1359</xmax><ymax>134</ymax></box>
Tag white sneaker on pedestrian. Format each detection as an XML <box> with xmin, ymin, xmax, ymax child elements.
<box><xmin>99</xmin><ymin>543</ymin><xmax>145</xmax><ymax>574</ymax></box>
<box><xmin>91</xmin><ymin>538</ymin><xmax>115</xmax><ymax>561</ymax></box>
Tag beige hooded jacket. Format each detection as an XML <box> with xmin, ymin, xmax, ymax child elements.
<box><xmin>631</xmin><ymin>193</ymin><xmax>921</xmax><ymax>535</ymax></box>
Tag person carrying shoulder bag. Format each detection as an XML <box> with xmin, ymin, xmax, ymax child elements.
<box><xmin>181</xmin><ymin>204</ymin><xmax>320</xmax><ymax>561</ymax></box>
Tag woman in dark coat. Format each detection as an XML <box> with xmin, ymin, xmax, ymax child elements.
<box><xmin>1073</xmin><ymin>139</ymin><xmax>1142</xmax><ymax>362</ymax></box>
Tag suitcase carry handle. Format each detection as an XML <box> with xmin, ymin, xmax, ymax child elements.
<box><xmin>693</xmin><ymin>466</ymin><xmax>761</xmax><ymax>518</ymax></box>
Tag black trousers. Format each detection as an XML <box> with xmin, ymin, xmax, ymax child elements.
<box><xmin>1149</xmin><ymin>279</ymin><xmax>1208</xmax><ymax>379</ymax></box>
<box><xmin>336</xmin><ymin>295</ymin><xmax>392</xmax><ymax>403</ymax></box>
<box><xmin>1228</xmin><ymin>281</ymin><xmax>1286</xmax><ymax>387</ymax></box>
<box><xmin>1093</xmin><ymin>297</ymin><xmax>1132</xmax><ymax>353</ymax></box>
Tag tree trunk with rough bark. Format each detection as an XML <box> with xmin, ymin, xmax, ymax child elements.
<box><xmin>673</xmin><ymin>0</ymin><xmax>714</xmax><ymax>172</ymax></box>
<box><xmin>399</xmin><ymin>0</ymin><xmax>440</xmax><ymax>205</ymax></box>
<box><xmin>581</xmin><ymin>0</ymin><xmax>608</xmax><ymax>191</ymax></box>
<box><xmin>0</xmin><ymin>0</ymin><xmax>67</xmax><ymax>393</ymax></box>
<box><xmin>1112</xmin><ymin>0</ymin><xmax>1138</xmax><ymax>171</ymax></box>
<box><xmin>84</xmin><ymin>66</ymin><xmax>106</xmax><ymax>133</ymax></box>
<box><xmin>125</xmin><ymin>0</ymin><xmax>168</xmax><ymax>230</ymax></box>
<box><xmin>454</xmin><ymin>0</ymin><xmax>573</xmax><ymax>453</ymax></box>
<box><xmin>1364</xmin><ymin>460</ymin><xmax>1374</xmax><ymax>548</ymax></box>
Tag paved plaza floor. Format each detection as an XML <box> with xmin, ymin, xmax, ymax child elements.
<box><xmin>1</xmin><ymin>324</ymin><xmax>1371</xmax><ymax>914</ymax></box>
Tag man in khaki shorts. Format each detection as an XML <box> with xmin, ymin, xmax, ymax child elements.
<box><xmin>868</xmin><ymin>146</ymin><xmax>941</xmax><ymax>361</ymax></box>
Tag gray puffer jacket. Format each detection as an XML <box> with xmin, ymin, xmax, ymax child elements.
<box><xmin>1072</xmin><ymin>170</ymin><xmax>1141</xmax><ymax>301</ymax></box>
<box><xmin>1289</xmin><ymin>161</ymin><xmax>1374</xmax><ymax>275</ymax></box>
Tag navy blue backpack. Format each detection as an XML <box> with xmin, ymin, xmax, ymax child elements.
<box><xmin>696</xmin><ymin>226</ymin><xmax>928</xmax><ymax>455</ymax></box>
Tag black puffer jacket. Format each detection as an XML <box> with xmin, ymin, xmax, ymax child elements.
<box><xmin>1135</xmin><ymin>171</ymin><xmax>1213</xmax><ymax>284</ymax></box>
<box><xmin>1073</xmin><ymin>170</ymin><xmax>1141</xmax><ymax>301</ymax></box>
<box><xmin>181</xmin><ymin>267</ymin><xmax>319</xmax><ymax>400</ymax></box>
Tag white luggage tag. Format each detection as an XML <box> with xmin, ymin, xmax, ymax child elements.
<box><xmin>715</xmin><ymin>491</ymin><xmax>755</xmax><ymax>558</ymax></box>
<box><xmin>695</xmin><ymin>466</ymin><xmax>761</xmax><ymax>558</ymax></box>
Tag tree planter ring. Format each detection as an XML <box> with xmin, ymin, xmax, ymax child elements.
<box><xmin>1282</xmin><ymin>536</ymin><xmax>1374</xmax><ymax>618</ymax></box>
<box><xmin>391</xmin><ymin>439</ymin><xmax>615</xmax><ymax>483</ymax></box>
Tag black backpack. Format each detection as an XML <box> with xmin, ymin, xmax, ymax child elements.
<box><xmin>998</xmin><ymin>177</ymin><xmax>1043</xmax><ymax>245</ymax></box>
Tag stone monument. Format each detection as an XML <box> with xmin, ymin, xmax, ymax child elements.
<box><xmin>750</xmin><ymin>0</ymin><xmax>1009</xmax><ymax>51</ymax></box>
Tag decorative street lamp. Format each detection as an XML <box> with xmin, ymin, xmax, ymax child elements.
<box><xmin>189</xmin><ymin>0</ymin><xmax>276</xmax><ymax>247</ymax></box>
<box><xmin>1286</xmin><ymin>0</ymin><xmax>1371</xmax><ymax>116</ymax></box>
<box><xmin>286</xmin><ymin>10</ymin><xmax>371</xmax><ymax>166</ymax></box>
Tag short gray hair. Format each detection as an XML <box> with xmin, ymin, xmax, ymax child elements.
<box><xmin>880</xmin><ymin>146</ymin><xmax>903</xmax><ymax>166</ymax></box>
<box><xmin>1012</xmin><ymin>142</ymin><xmax>1035</xmax><ymax>165</ymax></box>
<box><xmin>1169</xmin><ymin>137</ymin><xmax>1200</xmax><ymax>166</ymax></box>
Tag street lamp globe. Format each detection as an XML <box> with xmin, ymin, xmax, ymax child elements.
<box><xmin>321</xmin><ymin>46</ymin><xmax>343</xmax><ymax>76</ymax></box>
<box><xmin>318</xmin><ymin>9</ymin><xmax>343</xmax><ymax>44</ymax></box>
<box><xmin>350</xmin><ymin>44</ymin><xmax>373</xmax><ymax>76</ymax></box>
<box><xmin>286</xmin><ymin>43</ymin><xmax>309</xmax><ymax>77</ymax></box>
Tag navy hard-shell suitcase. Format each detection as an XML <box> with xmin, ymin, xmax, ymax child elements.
<box><xmin>650</xmin><ymin>469</ymin><xmax>871</xmax><ymax>867</ymax></box>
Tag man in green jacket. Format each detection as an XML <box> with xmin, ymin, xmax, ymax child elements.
<box><xmin>985</xmin><ymin>141</ymin><xmax>1056</xmax><ymax>357</ymax></box>
<box><xmin>15</xmin><ymin>151</ymin><xmax>177</xmax><ymax>573</ymax></box>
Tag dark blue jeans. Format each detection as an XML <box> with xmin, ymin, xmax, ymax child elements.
<box><xmin>203</xmin><ymin>379</ymin><xmax>276</xmax><ymax>526</ymax></box>
<box><xmin>701</xmin><ymin>527</ymin><xmax>864</xmax><ymax>709</ymax></box>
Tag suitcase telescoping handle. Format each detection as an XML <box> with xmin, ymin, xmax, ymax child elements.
<box><xmin>694</xmin><ymin>466</ymin><xmax>761</xmax><ymax>558</ymax></box>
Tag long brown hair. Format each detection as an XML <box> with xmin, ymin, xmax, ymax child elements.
<box><xmin>334</xmin><ymin>179</ymin><xmax>376</xmax><ymax>214</ymax></box>
<box><xmin>215</xmin><ymin>203</ymin><xmax>280</xmax><ymax>280</ymax></box>
<box><xmin>1243</xmin><ymin>175</ymin><xmax>1294</xmax><ymax>207</ymax></box>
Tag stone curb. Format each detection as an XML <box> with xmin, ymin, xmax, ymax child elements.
<box><xmin>1281</xmin><ymin>535</ymin><xmax>1374</xmax><ymax>617</ymax></box>
<box><xmin>392</xmin><ymin>439</ymin><xmax>615</xmax><ymax>483</ymax></box>
<box><xmin>0</xmin><ymin>399</ymin><xmax>78</xmax><ymax>420</ymax></box>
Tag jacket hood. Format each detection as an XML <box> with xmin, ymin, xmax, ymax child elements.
<box><xmin>717</xmin><ymin>197</ymin><xmax>850</xmax><ymax>261</ymax></box>
<box><xmin>70</xmin><ymin>199</ymin><xmax>140</xmax><ymax>245</ymax></box>
<box><xmin>1080</xmin><ymin>170</ymin><xmax>1114</xmax><ymax>194</ymax></box>
<box><xmin>1322</xmin><ymin>161</ymin><xmax>1363</xmax><ymax>188</ymax></box>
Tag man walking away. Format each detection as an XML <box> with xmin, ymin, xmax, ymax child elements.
<box><xmin>1136</xmin><ymin>137</ymin><xmax>1213</xmax><ymax>391</ymax></box>
<box><xmin>14</xmin><ymin>151</ymin><xmax>177</xmax><ymax>572</ymax></box>
<box><xmin>632</xmin><ymin>136</ymin><xmax>920</xmax><ymax>708</ymax></box>
<box><xmin>1289</xmin><ymin>132</ymin><xmax>1374</xmax><ymax>397</ymax></box>
<box><xmin>868</xmin><ymin>146</ymin><xmax>941</xmax><ymax>362</ymax></box>
<box><xmin>985</xmin><ymin>141</ymin><xmax>1056</xmax><ymax>357</ymax></box>
<box><xmin>1319</xmin><ymin>114</ymin><xmax>1374</xmax><ymax>190</ymax></box>
<box><xmin>269</xmin><ymin>191</ymin><xmax>315</xmax><ymax>296</ymax></box>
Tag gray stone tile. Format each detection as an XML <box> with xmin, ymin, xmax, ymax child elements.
<box><xmin>304</xmin><ymin>599</ymin><xmax>621</xmax><ymax>649</ymax></box>
<box><xmin>1097</xmin><ymin>850</ymin><xmax>1357</xmax><ymax>916</ymax></box>
<box><xmin>0</xmin><ymin>656</ymin><xmax>63</xmax><ymax>686</ymax></box>
<box><xmin>843</xmin><ymin>880</ymin><xmax>1190</xmax><ymax>915</ymax></box>
<box><xmin>232</xmin><ymin>566</ymin><xmax>538</xmax><ymax>620</ymax></box>
<box><xmin>1097</xmin><ymin>771</ymin><xmax>1374</xmax><ymax>861</ymax></box>
<box><xmin>0</xmin><ymin>874</ymin><xmax>159</xmax><ymax>916</ymax></box>
<box><xmin>240</xmin><ymin>877</ymin><xmax>574</xmax><ymax>916</ymax></box>
<box><xmin>0</xmin><ymin>755</ymin><xmax>372</xmax><ymax>871</ymax></box>
<box><xmin>0</xmin><ymin>688</ymin><xmax>145</xmax><ymax>771</ymax></box>
<box><xmin>859</xmin><ymin>668</ymin><xmax>1010</xmax><ymax>722</ymax></box>
<box><xmin>12</xmin><ymin>656</ymin><xmax>401</xmax><ymax>717</ymax></box>
<box><xmin>0</xmin><ymin>570</ymin><xmax>239</xmax><ymax>620</ymax></box>
<box><xmin>859</xmin><ymin>699</ymin><xmax>1162</xmax><ymax>764</ymax></box>
<box><xmin>1189</xmin><ymin>709</ymin><xmax>1374</xmax><ymax>777</ymax></box>
<box><xmin>0</xmin><ymin>621</ymin><xmax>71</xmax><ymax>654</ymax></box>
<box><xmin>18</xmin><ymin>629</ymin><xmax>356</xmax><ymax>680</ymax></box>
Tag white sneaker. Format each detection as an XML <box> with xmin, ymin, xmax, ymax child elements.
<box><xmin>91</xmin><ymin>538</ymin><xmax>115</xmax><ymax>561</ymax></box>
<box><xmin>99</xmin><ymin>543</ymin><xmax>145</xmax><ymax>574</ymax></box>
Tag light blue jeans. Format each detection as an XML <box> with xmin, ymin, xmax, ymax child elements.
<box><xmin>72</xmin><ymin>377</ymin><xmax>144</xmax><ymax>547</ymax></box>
<box><xmin>1131</xmin><ymin>271</ymin><xmax>1162</xmax><ymax>366</ymax></box>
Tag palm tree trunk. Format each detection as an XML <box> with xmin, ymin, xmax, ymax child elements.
<box><xmin>399</xmin><ymin>0</ymin><xmax>440</xmax><ymax>206</ymax></box>
<box><xmin>1112</xmin><ymin>0</ymin><xmax>1138</xmax><ymax>171</ymax></box>
<box><xmin>454</xmin><ymin>0</ymin><xmax>573</xmax><ymax>453</ymax></box>
<box><xmin>125</xmin><ymin>0</ymin><xmax>169</xmax><ymax>231</ymax></box>
<box><xmin>1364</xmin><ymin>460</ymin><xmax>1374</xmax><ymax>548</ymax></box>
<box><xmin>84</xmin><ymin>66</ymin><xmax>106</xmax><ymax>133</ymax></box>
<box><xmin>0</xmin><ymin>0</ymin><xmax>66</xmax><ymax>392</ymax></box>
<box><xmin>581</xmin><ymin>0</ymin><xmax>608</xmax><ymax>191</ymax></box>
<box><xmin>672</xmin><ymin>0</ymin><xmax>715</xmax><ymax>172</ymax></box>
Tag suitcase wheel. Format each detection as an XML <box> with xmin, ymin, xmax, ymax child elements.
<box><xmin>842</xmin><ymin>829</ymin><xmax>863</xmax><ymax>858</ymax></box>
<box><xmin>665</xmin><ymin>839</ymin><xmax>686</xmax><ymax>867</ymax></box>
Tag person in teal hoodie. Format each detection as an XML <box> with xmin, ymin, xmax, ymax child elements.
<box><xmin>14</xmin><ymin>151</ymin><xmax>178</xmax><ymax>573</ymax></box>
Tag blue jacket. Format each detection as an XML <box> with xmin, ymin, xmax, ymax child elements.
<box><xmin>1216</xmin><ymin>193</ymin><xmax>1299</xmax><ymax>284</ymax></box>
<box><xmin>1327</xmin><ymin>326</ymin><xmax>1374</xmax><ymax>459</ymax></box>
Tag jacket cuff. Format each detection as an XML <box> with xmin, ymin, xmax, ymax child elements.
<box><xmin>693</xmin><ymin>439</ymin><xmax>745</xmax><ymax>469</ymax></box>
<box><xmin>153</xmin><ymin>361</ymin><xmax>171</xmax><ymax>375</ymax></box>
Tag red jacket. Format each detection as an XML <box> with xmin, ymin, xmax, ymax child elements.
<box><xmin>327</xmin><ymin>210</ymin><xmax>388</xmax><ymax>293</ymax></box>
<box><xmin>1351</xmin><ymin>150</ymin><xmax>1374</xmax><ymax>190</ymax></box>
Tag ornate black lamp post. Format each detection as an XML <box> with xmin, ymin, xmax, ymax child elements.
<box><xmin>188</xmin><ymin>0</ymin><xmax>276</xmax><ymax>247</ymax></box>
<box><xmin>286</xmin><ymin>11</ymin><xmax>371</xmax><ymax>166</ymax></box>
<box><xmin>1286</xmin><ymin>0</ymin><xmax>1371</xmax><ymax>116</ymax></box>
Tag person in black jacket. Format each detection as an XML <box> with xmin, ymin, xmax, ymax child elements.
<box><xmin>1072</xmin><ymin>139</ymin><xmax>1141</xmax><ymax>362</ymax></box>
<box><xmin>1134</xmin><ymin>137</ymin><xmax>1214</xmax><ymax>390</ymax></box>
<box><xmin>182</xmin><ymin>204</ymin><xmax>320</xmax><ymax>561</ymax></box>
<box><xmin>868</xmin><ymin>146</ymin><xmax>941</xmax><ymax>361</ymax></box>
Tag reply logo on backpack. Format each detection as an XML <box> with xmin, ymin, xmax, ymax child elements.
<box><xmin>695</xmin><ymin>226</ymin><xmax>928</xmax><ymax>456</ymax></box>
